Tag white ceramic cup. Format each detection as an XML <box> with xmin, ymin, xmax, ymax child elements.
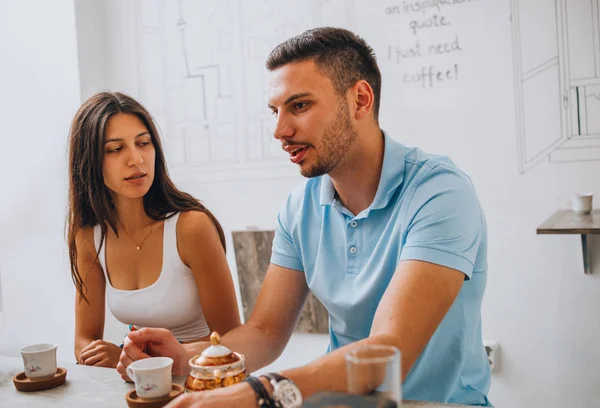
<box><xmin>21</xmin><ymin>343</ymin><xmax>58</xmax><ymax>380</ymax></box>
<box><xmin>573</xmin><ymin>193</ymin><xmax>593</xmax><ymax>214</ymax></box>
<box><xmin>126</xmin><ymin>357</ymin><xmax>173</xmax><ymax>399</ymax></box>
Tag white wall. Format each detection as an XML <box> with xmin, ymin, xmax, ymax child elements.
<box><xmin>73</xmin><ymin>0</ymin><xmax>109</xmax><ymax>101</ymax></box>
<box><xmin>0</xmin><ymin>0</ymin><xmax>82</xmax><ymax>361</ymax></box>
<box><xmin>32</xmin><ymin>1</ymin><xmax>600</xmax><ymax>407</ymax></box>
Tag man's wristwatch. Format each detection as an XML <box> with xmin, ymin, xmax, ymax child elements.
<box><xmin>260</xmin><ymin>373</ymin><xmax>303</xmax><ymax>408</ymax></box>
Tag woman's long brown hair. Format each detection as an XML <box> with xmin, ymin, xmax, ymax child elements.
<box><xmin>67</xmin><ymin>92</ymin><xmax>226</xmax><ymax>303</ymax></box>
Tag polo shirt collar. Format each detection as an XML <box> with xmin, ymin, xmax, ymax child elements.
<box><xmin>319</xmin><ymin>130</ymin><xmax>405</xmax><ymax>210</ymax></box>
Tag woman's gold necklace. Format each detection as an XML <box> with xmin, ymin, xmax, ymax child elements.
<box><xmin>120</xmin><ymin>222</ymin><xmax>152</xmax><ymax>251</ymax></box>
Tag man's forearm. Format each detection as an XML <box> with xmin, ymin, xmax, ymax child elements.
<box><xmin>278</xmin><ymin>334</ymin><xmax>406</xmax><ymax>400</ymax></box>
<box><xmin>183</xmin><ymin>322</ymin><xmax>287</xmax><ymax>373</ymax></box>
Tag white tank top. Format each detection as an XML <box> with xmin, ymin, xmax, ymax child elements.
<box><xmin>93</xmin><ymin>212</ymin><xmax>210</xmax><ymax>342</ymax></box>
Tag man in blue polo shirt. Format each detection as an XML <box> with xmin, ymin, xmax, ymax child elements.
<box><xmin>118</xmin><ymin>27</ymin><xmax>491</xmax><ymax>407</ymax></box>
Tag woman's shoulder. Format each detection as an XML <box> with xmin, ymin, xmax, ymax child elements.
<box><xmin>175</xmin><ymin>211</ymin><xmax>223</xmax><ymax>260</ymax></box>
<box><xmin>75</xmin><ymin>225</ymin><xmax>98</xmax><ymax>258</ymax></box>
<box><xmin>176</xmin><ymin>209</ymin><xmax>212</xmax><ymax>225</ymax></box>
<box><xmin>75</xmin><ymin>225</ymin><xmax>95</xmax><ymax>242</ymax></box>
<box><xmin>176</xmin><ymin>210</ymin><xmax>218</xmax><ymax>238</ymax></box>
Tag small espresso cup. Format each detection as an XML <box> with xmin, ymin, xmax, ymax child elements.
<box><xmin>127</xmin><ymin>357</ymin><xmax>173</xmax><ymax>399</ymax></box>
<box><xmin>21</xmin><ymin>343</ymin><xmax>58</xmax><ymax>380</ymax></box>
<box><xmin>573</xmin><ymin>193</ymin><xmax>593</xmax><ymax>214</ymax></box>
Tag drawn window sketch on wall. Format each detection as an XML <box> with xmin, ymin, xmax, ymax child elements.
<box><xmin>133</xmin><ymin>0</ymin><xmax>355</xmax><ymax>180</ymax></box>
<box><xmin>513</xmin><ymin>0</ymin><xmax>600</xmax><ymax>174</ymax></box>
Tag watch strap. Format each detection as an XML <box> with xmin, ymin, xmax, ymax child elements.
<box><xmin>263</xmin><ymin>372</ymin><xmax>287</xmax><ymax>383</ymax></box>
<box><xmin>245</xmin><ymin>376</ymin><xmax>275</xmax><ymax>408</ymax></box>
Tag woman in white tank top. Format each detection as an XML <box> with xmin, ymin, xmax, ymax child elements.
<box><xmin>66</xmin><ymin>92</ymin><xmax>241</xmax><ymax>369</ymax></box>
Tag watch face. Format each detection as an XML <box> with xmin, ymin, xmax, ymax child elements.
<box><xmin>273</xmin><ymin>380</ymin><xmax>303</xmax><ymax>408</ymax></box>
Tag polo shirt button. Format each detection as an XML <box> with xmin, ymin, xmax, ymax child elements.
<box><xmin>349</xmin><ymin>246</ymin><xmax>357</xmax><ymax>254</ymax></box>
<box><xmin>350</xmin><ymin>221</ymin><xmax>358</xmax><ymax>228</ymax></box>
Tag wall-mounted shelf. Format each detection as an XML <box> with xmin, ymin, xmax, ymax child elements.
<box><xmin>537</xmin><ymin>209</ymin><xmax>600</xmax><ymax>274</ymax></box>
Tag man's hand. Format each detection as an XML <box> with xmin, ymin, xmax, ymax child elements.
<box><xmin>117</xmin><ymin>328</ymin><xmax>190</xmax><ymax>382</ymax></box>
<box><xmin>79</xmin><ymin>340</ymin><xmax>121</xmax><ymax>368</ymax></box>
<box><xmin>165</xmin><ymin>381</ymin><xmax>257</xmax><ymax>407</ymax></box>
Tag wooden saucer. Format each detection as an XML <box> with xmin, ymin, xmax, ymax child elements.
<box><xmin>13</xmin><ymin>367</ymin><xmax>67</xmax><ymax>392</ymax></box>
<box><xmin>126</xmin><ymin>383</ymin><xmax>185</xmax><ymax>408</ymax></box>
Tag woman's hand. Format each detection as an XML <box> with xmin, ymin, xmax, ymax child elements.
<box><xmin>79</xmin><ymin>340</ymin><xmax>122</xmax><ymax>368</ymax></box>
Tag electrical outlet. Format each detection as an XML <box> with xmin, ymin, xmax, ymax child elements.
<box><xmin>483</xmin><ymin>340</ymin><xmax>500</xmax><ymax>373</ymax></box>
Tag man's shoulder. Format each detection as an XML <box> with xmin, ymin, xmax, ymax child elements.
<box><xmin>395</xmin><ymin>145</ymin><xmax>480</xmax><ymax>220</ymax></box>
<box><xmin>401</xmin><ymin>145</ymin><xmax>472</xmax><ymax>190</ymax></box>
<box><xmin>402</xmin><ymin>143</ymin><xmax>455</xmax><ymax>171</ymax></box>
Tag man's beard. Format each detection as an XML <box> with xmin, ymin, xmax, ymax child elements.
<box><xmin>301</xmin><ymin>101</ymin><xmax>358</xmax><ymax>178</ymax></box>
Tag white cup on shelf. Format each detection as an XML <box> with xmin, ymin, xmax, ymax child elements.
<box><xmin>572</xmin><ymin>193</ymin><xmax>593</xmax><ymax>214</ymax></box>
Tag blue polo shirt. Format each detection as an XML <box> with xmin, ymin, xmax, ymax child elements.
<box><xmin>270</xmin><ymin>132</ymin><xmax>491</xmax><ymax>405</ymax></box>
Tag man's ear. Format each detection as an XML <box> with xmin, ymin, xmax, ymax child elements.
<box><xmin>352</xmin><ymin>80</ymin><xmax>375</xmax><ymax>121</ymax></box>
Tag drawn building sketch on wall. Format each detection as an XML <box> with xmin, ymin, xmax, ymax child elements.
<box><xmin>512</xmin><ymin>0</ymin><xmax>600</xmax><ymax>174</ymax></box>
<box><xmin>232</xmin><ymin>230</ymin><xmax>329</xmax><ymax>334</ymax></box>
<box><xmin>134</xmin><ymin>0</ymin><xmax>237</xmax><ymax>168</ymax></box>
<box><xmin>241</xmin><ymin>0</ymin><xmax>312</xmax><ymax>164</ymax></box>
<box><xmin>133</xmin><ymin>0</ymin><xmax>356</xmax><ymax>181</ymax></box>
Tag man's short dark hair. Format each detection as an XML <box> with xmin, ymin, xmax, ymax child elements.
<box><xmin>266</xmin><ymin>27</ymin><xmax>382</xmax><ymax>122</ymax></box>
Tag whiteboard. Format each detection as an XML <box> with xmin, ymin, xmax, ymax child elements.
<box><xmin>131</xmin><ymin>0</ymin><xmax>600</xmax><ymax>181</ymax></box>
